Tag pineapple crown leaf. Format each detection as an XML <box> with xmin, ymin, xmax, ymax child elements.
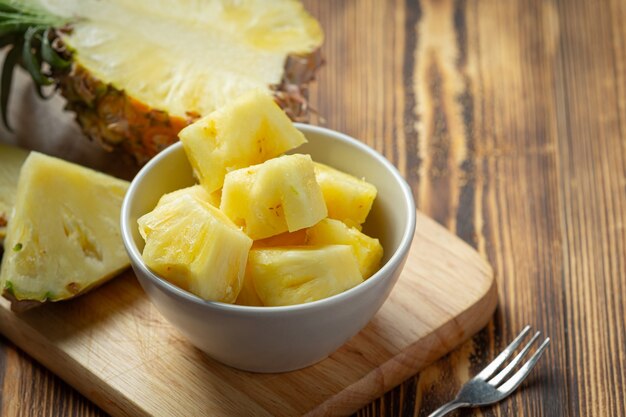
<box><xmin>0</xmin><ymin>0</ymin><xmax>72</xmax><ymax>130</ymax></box>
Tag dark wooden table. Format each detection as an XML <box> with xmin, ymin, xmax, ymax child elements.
<box><xmin>1</xmin><ymin>0</ymin><xmax>625</xmax><ymax>415</ymax></box>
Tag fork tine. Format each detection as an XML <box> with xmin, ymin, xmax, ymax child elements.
<box><xmin>489</xmin><ymin>331</ymin><xmax>541</xmax><ymax>386</ymax></box>
<box><xmin>476</xmin><ymin>325</ymin><xmax>532</xmax><ymax>379</ymax></box>
<box><xmin>497</xmin><ymin>337</ymin><xmax>550</xmax><ymax>394</ymax></box>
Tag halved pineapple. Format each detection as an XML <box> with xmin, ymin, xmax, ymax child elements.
<box><xmin>314</xmin><ymin>162</ymin><xmax>378</xmax><ymax>227</ymax></box>
<box><xmin>0</xmin><ymin>152</ymin><xmax>129</xmax><ymax>309</ymax></box>
<box><xmin>0</xmin><ymin>0</ymin><xmax>323</xmax><ymax>162</ymax></box>
<box><xmin>179</xmin><ymin>90</ymin><xmax>307</xmax><ymax>192</ymax></box>
<box><xmin>138</xmin><ymin>191</ymin><xmax>252</xmax><ymax>303</ymax></box>
<box><xmin>247</xmin><ymin>245</ymin><xmax>363</xmax><ymax>306</ymax></box>
<box><xmin>221</xmin><ymin>154</ymin><xmax>327</xmax><ymax>239</ymax></box>
<box><xmin>306</xmin><ymin>218</ymin><xmax>383</xmax><ymax>279</ymax></box>
<box><xmin>0</xmin><ymin>144</ymin><xmax>30</xmax><ymax>245</ymax></box>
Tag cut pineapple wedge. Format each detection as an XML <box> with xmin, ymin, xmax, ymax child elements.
<box><xmin>179</xmin><ymin>90</ymin><xmax>307</xmax><ymax>192</ymax></box>
<box><xmin>0</xmin><ymin>144</ymin><xmax>30</xmax><ymax>245</ymax></box>
<box><xmin>314</xmin><ymin>162</ymin><xmax>377</xmax><ymax>227</ymax></box>
<box><xmin>138</xmin><ymin>190</ymin><xmax>252</xmax><ymax>303</ymax></box>
<box><xmin>306</xmin><ymin>219</ymin><xmax>383</xmax><ymax>279</ymax></box>
<box><xmin>247</xmin><ymin>245</ymin><xmax>363</xmax><ymax>307</ymax></box>
<box><xmin>221</xmin><ymin>154</ymin><xmax>327</xmax><ymax>240</ymax></box>
<box><xmin>0</xmin><ymin>152</ymin><xmax>129</xmax><ymax>305</ymax></box>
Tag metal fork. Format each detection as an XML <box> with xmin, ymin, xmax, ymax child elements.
<box><xmin>427</xmin><ymin>325</ymin><xmax>550</xmax><ymax>417</ymax></box>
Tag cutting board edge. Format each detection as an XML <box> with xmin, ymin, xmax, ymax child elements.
<box><xmin>305</xmin><ymin>267</ymin><xmax>498</xmax><ymax>417</ymax></box>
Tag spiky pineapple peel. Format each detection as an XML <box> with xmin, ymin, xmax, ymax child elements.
<box><xmin>0</xmin><ymin>0</ymin><xmax>324</xmax><ymax>163</ymax></box>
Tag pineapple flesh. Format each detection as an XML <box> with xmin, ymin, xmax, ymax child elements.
<box><xmin>314</xmin><ymin>162</ymin><xmax>378</xmax><ymax>227</ymax></box>
<box><xmin>220</xmin><ymin>154</ymin><xmax>327</xmax><ymax>240</ymax></box>
<box><xmin>0</xmin><ymin>0</ymin><xmax>323</xmax><ymax>162</ymax></box>
<box><xmin>0</xmin><ymin>152</ymin><xmax>130</xmax><ymax>306</ymax></box>
<box><xmin>138</xmin><ymin>189</ymin><xmax>252</xmax><ymax>303</ymax></box>
<box><xmin>179</xmin><ymin>90</ymin><xmax>307</xmax><ymax>192</ymax></box>
<box><xmin>246</xmin><ymin>245</ymin><xmax>363</xmax><ymax>307</ymax></box>
<box><xmin>306</xmin><ymin>218</ymin><xmax>383</xmax><ymax>279</ymax></box>
<box><xmin>0</xmin><ymin>144</ymin><xmax>30</xmax><ymax>245</ymax></box>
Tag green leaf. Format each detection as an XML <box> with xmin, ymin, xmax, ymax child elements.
<box><xmin>41</xmin><ymin>28</ymin><xmax>69</xmax><ymax>69</ymax></box>
<box><xmin>22</xmin><ymin>26</ymin><xmax>52</xmax><ymax>86</ymax></box>
<box><xmin>0</xmin><ymin>41</ymin><xmax>21</xmax><ymax>131</ymax></box>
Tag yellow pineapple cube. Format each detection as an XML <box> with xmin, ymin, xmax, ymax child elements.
<box><xmin>314</xmin><ymin>162</ymin><xmax>377</xmax><ymax>226</ymax></box>
<box><xmin>156</xmin><ymin>184</ymin><xmax>221</xmax><ymax>208</ymax></box>
<box><xmin>0</xmin><ymin>152</ymin><xmax>129</xmax><ymax>305</ymax></box>
<box><xmin>179</xmin><ymin>90</ymin><xmax>307</xmax><ymax>192</ymax></box>
<box><xmin>306</xmin><ymin>218</ymin><xmax>383</xmax><ymax>279</ymax></box>
<box><xmin>138</xmin><ymin>192</ymin><xmax>252</xmax><ymax>303</ymax></box>
<box><xmin>220</xmin><ymin>154</ymin><xmax>327</xmax><ymax>240</ymax></box>
<box><xmin>247</xmin><ymin>245</ymin><xmax>363</xmax><ymax>306</ymax></box>
<box><xmin>252</xmin><ymin>229</ymin><xmax>307</xmax><ymax>249</ymax></box>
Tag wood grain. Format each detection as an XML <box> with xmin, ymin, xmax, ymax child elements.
<box><xmin>1</xmin><ymin>0</ymin><xmax>625</xmax><ymax>415</ymax></box>
<box><xmin>0</xmin><ymin>211</ymin><xmax>495</xmax><ymax>417</ymax></box>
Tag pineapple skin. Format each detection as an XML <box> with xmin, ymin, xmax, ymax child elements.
<box><xmin>53</xmin><ymin>53</ymin><xmax>322</xmax><ymax>164</ymax></box>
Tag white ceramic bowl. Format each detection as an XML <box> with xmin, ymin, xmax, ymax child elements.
<box><xmin>120</xmin><ymin>124</ymin><xmax>416</xmax><ymax>373</ymax></box>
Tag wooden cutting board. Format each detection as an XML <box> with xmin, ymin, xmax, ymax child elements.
<box><xmin>0</xmin><ymin>209</ymin><xmax>496</xmax><ymax>417</ymax></box>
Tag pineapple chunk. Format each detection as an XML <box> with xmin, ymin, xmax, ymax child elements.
<box><xmin>138</xmin><ymin>193</ymin><xmax>252</xmax><ymax>303</ymax></box>
<box><xmin>252</xmin><ymin>229</ymin><xmax>307</xmax><ymax>249</ymax></box>
<box><xmin>314</xmin><ymin>162</ymin><xmax>377</xmax><ymax>226</ymax></box>
<box><xmin>306</xmin><ymin>219</ymin><xmax>383</xmax><ymax>279</ymax></box>
<box><xmin>235</xmin><ymin>271</ymin><xmax>264</xmax><ymax>307</ymax></box>
<box><xmin>0</xmin><ymin>144</ymin><xmax>29</xmax><ymax>245</ymax></box>
<box><xmin>247</xmin><ymin>245</ymin><xmax>363</xmax><ymax>306</ymax></box>
<box><xmin>0</xmin><ymin>152</ymin><xmax>129</xmax><ymax>305</ymax></box>
<box><xmin>221</xmin><ymin>154</ymin><xmax>327</xmax><ymax>240</ymax></box>
<box><xmin>179</xmin><ymin>90</ymin><xmax>307</xmax><ymax>192</ymax></box>
<box><xmin>156</xmin><ymin>184</ymin><xmax>221</xmax><ymax>208</ymax></box>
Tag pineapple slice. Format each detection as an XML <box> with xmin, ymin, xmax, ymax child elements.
<box><xmin>0</xmin><ymin>152</ymin><xmax>129</xmax><ymax>307</ymax></box>
<box><xmin>247</xmin><ymin>245</ymin><xmax>363</xmax><ymax>306</ymax></box>
<box><xmin>0</xmin><ymin>144</ymin><xmax>30</xmax><ymax>245</ymax></box>
<box><xmin>306</xmin><ymin>219</ymin><xmax>383</xmax><ymax>279</ymax></box>
<box><xmin>314</xmin><ymin>162</ymin><xmax>377</xmax><ymax>226</ymax></box>
<box><xmin>221</xmin><ymin>154</ymin><xmax>327</xmax><ymax>240</ymax></box>
<box><xmin>179</xmin><ymin>90</ymin><xmax>307</xmax><ymax>192</ymax></box>
<box><xmin>138</xmin><ymin>193</ymin><xmax>252</xmax><ymax>303</ymax></box>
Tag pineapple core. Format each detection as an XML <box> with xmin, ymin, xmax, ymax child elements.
<box><xmin>247</xmin><ymin>245</ymin><xmax>363</xmax><ymax>307</ymax></box>
<box><xmin>221</xmin><ymin>154</ymin><xmax>327</xmax><ymax>240</ymax></box>
<box><xmin>0</xmin><ymin>152</ymin><xmax>130</xmax><ymax>303</ymax></box>
<box><xmin>138</xmin><ymin>189</ymin><xmax>252</xmax><ymax>303</ymax></box>
<box><xmin>314</xmin><ymin>162</ymin><xmax>378</xmax><ymax>227</ymax></box>
<box><xmin>306</xmin><ymin>219</ymin><xmax>383</xmax><ymax>279</ymax></box>
<box><xmin>179</xmin><ymin>90</ymin><xmax>307</xmax><ymax>192</ymax></box>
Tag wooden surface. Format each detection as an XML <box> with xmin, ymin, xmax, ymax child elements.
<box><xmin>1</xmin><ymin>0</ymin><xmax>625</xmax><ymax>416</ymax></box>
<box><xmin>0</xmin><ymin>210</ymin><xmax>496</xmax><ymax>417</ymax></box>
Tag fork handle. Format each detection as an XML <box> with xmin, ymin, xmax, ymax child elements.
<box><xmin>427</xmin><ymin>400</ymin><xmax>469</xmax><ymax>417</ymax></box>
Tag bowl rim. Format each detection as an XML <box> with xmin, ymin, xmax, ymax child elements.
<box><xmin>120</xmin><ymin>123</ymin><xmax>416</xmax><ymax>316</ymax></box>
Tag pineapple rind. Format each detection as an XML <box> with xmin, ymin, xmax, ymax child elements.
<box><xmin>248</xmin><ymin>245</ymin><xmax>363</xmax><ymax>307</ymax></box>
<box><xmin>306</xmin><ymin>218</ymin><xmax>383</xmax><ymax>279</ymax></box>
<box><xmin>314</xmin><ymin>162</ymin><xmax>378</xmax><ymax>226</ymax></box>
<box><xmin>179</xmin><ymin>90</ymin><xmax>307</xmax><ymax>193</ymax></box>
<box><xmin>138</xmin><ymin>193</ymin><xmax>252</xmax><ymax>303</ymax></box>
<box><xmin>0</xmin><ymin>152</ymin><xmax>130</xmax><ymax>303</ymax></box>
